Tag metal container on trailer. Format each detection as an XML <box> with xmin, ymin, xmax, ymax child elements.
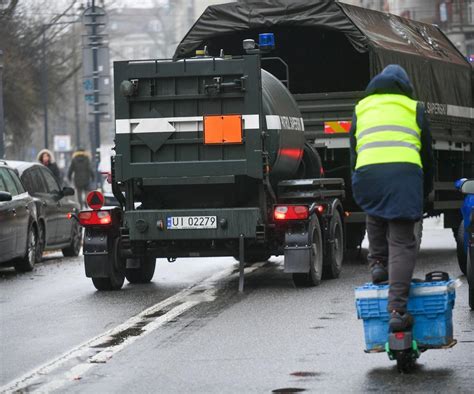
<box><xmin>113</xmin><ymin>55</ymin><xmax>305</xmax><ymax>212</ymax></box>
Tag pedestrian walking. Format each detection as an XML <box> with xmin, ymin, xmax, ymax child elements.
<box><xmin>68</xmin><ymin>148</ymin><xmax>95</xmax><ymax>208</ymax></box>
<box><xmin>350</xmin><ymin>65</ymin><xmax>433</xmax><ymax>332</ymax></box>
<box><xmin>37</xmin><ymin>149</ymin><xmax>61</xmax><ymax>181</ymax></box>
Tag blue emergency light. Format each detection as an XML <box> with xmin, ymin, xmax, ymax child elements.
<box><xmin>259</xmin><ymin>33</ymin><xmax>275</xmax><ymax>50</ymax></box>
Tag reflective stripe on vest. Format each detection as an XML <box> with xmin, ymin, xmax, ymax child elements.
<box><xmin>354</xmin><ymin>94</ymin><xmax>422</xmax><ymax>169</ymax></box>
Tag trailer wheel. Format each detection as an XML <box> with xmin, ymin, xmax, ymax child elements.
<box><xmin>323</xmin><ymin>210</ymin><xmax>344</xmax><ymax>279</ymax></box>
<box><xmin>456</xmin><ymin>220</ymin><xmax>467</xmax><ymax>275</ymax></box>
<box><xmin>293</xmin><ymin>214</ymin><xmax>323</xmax><ymax>287</ymax></box>
<box><xmin>91</xmin><ymin>238</ymin><xmax>125</xmax><ymax>291</ymax></box>
<box><xmin>125</xmin><ymin>256</ymin><xmax>156</xmax><ymax>284</ymax></box>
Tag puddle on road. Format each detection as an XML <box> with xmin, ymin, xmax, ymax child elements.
<box><xmin>290</xmin><ymin>371</ymin><xmax>320</xmax><ymax>377</ymax></box>
<box><xmin>272</xmin><ymin>388</ymin><xmax>306</xmax><ymax>393</ymax></box>
<box><xmin>143</xmin><ymin>301</ymin><xmax>183</xmax><ymax>318</ymax></box>
<box><xmin>92</xmin><ymin>322</ymin><xmax>147</xmax><ymax>348</ymax></box>
<box><xmin>144</xmin><ymin>308</ymin><xmax>171</xmax><ymax>319</ymax></box>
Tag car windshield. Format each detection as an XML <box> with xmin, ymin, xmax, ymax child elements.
<box><xmin>0</xmin><ymin>167</ymin><xmax>18</xmax><ymax>195</ymax></box>
<box><xmin>0</xmin><ymin>168</ymin><xmax>7</xmax><ymax>191</ymax></box>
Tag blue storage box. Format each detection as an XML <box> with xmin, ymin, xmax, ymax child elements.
<box><xmin>355</xmin><ymin>280</ymin><xmax>457</xmax><ymax>352</ymax></box>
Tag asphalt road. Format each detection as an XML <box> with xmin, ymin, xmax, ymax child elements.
<box><xmin>1</xmin><ymin>219</ymin><xmax>473</xmax><ymax>393</ymax></box>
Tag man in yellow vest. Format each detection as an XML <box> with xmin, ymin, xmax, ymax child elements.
<box><xmin>350</xmin><ymin>65</ymin><xmax>433</xmax><ymax>332</ymax></box>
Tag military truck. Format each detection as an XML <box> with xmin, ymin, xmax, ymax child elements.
<box><xmin>174</xmin><ymin>0</ymin><xmax>474</xmax><ymax>248</ymax></box>
<box><xmin>79</xmin><ymin>35</ymin><xmax>347</xmax><ymax>291</ymax></box>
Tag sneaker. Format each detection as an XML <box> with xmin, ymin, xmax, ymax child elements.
<box><xmin>371</xmin><ymin>261</ymin><xmax>388</xmax><ymax>284</ymax></box>
<box><xmin>389</xmin><ymin>311</ymin><xmax>414</xmax><ymax>332</ymax></box>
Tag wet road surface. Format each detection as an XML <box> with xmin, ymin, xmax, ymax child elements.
<box><xmin>1</xmin><ymin>219</ymin><xmax>473</xmax><ymax>393</ymax></box>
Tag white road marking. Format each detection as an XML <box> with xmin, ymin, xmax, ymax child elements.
<box><xmin>0</xmin><ymin>262</ymin><xmax>265</xmax><ymax>393</ymax></box>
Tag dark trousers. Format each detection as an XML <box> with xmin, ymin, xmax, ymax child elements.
<box><xmin>76</xmin><ymin>187</ymin><xmax>87</xmax><ymax>209</ymax></box>
<box><xmin>366</xmin><ymin>215</ymin><xmax>417</xmax><ymax>313</ymax></box>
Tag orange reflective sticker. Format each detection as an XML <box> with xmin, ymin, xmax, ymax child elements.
<box><xmin>204</xmin><ymin>115</ymin><xmax>243</xmax><ymax>144</ymax></box>
<box><xmin>324</xmin><ymin>121</ymin><xmax>352</xmax><ymax>134</ymax></box>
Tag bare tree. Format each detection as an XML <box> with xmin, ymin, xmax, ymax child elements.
<box><xmin>0</xmin><ymin>0</ymin><xmax>80</xmax><ymax>158</ymax></box>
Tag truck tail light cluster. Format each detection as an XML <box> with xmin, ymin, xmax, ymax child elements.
<box><xmin>78</xmin><ymin>190</ymin><xmax>116</xmax><ymax>227</ymax></box>
<box><xmin>78</xmin><ymin>210</ymin><xmax>112</xmax><ymax>227</ymax></box>
<box><xmin>274</xmin><ymin>205</ymin><xmax>309</xmax><ymax>221</ymax></box>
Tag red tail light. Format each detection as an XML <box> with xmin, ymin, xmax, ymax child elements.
<box><xmin>395</xmin><ymin>332</ymin><xmax>405</xmax><ymax>340</ymax></box>
<box><xmin>274</xmin><ymin>205</ymin><xmax>309</xmax><ymax>221</ymax></box>
<box><xmin>78</xmin><ymin>210</ymin><xmax>112</xmax><ymax>227</ymax></box>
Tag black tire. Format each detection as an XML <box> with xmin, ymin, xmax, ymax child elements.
<box><xmin>396</xmin><ymin>351</ymin><xmax>416</xmax><ymax>374</ymax></box>
<box><xmin>345</xmin><ymin>223</ymin><xmax>366</xmax><ymax>250</ymax></box>
<box><xmin>467</xmin><ymin>249</ymin><xmax>473</xmax><ymax>310</ymax></box>
<box><xmin>91</xmin><ymin>238</ymin><xmax>125</xmax><ymax>291</ymax></box>
<box><xmin>62</xmin><ymin>222</ymin><xmax>82</xmax><ymax>257</ymax></box>
<box><xmin>323</xmin><ymin>210</ymin><xmax>344</xmax><ymax>279</ymax></box>
<box><xmin>15</xmin><ymin>225</ymin><xmax>38</xmax><ymax>272</ymax></box>
<box><xmin>293</xmin><ymin>215</ymin><xmax>323</xmax><ymax>287</ymax></box>
<box><xmin>414</xmin><ymin>220</ymin><xmax>423</xmax><ymax>253</ymax></box>
<box><xmin>125</xmin><ymin>255</ymin><xmax>156</xmax><ymax>284</ymax></box>
<box><xmin>296</xmin><ymin>142</ymin><xmax>323</xmax><ymax>179</ymax></box>
<box><xmin>456</xmin><ymin>220</ymin><xmax>467</xmax><ymax>275</ymax></box>
<box><xmin>36</xmin><ymin>222</ymin><xmax>45</xmax><ymax>263</ymax></box>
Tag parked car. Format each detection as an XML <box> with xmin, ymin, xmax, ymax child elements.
<box><xmin>455</xmin><ymin>178</ymin><xmax>474</xmax><ymax>275</ymax></box>
<box><xmin>7</xmin><ymin>161</ymin><xmax>82</xmax><ymax>259</ymax></box>
<box><xmin>0</xmin><ymin>161</ymin><xmax>39</xmax><ymax>271</ymax></box>
<box><xmin>456</xmin><ymin>178</ymin><xmax>474</xmax><ymax>309</ymax></box>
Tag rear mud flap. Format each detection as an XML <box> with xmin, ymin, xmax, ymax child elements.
<box><xmin>284</xmin><ymin>229</ymin><xmax>311</xmax><ymax>273</ymax></box>
<box><xmin>83</xmin><ymin>229</ymin><xmax>112</xmax><ymax>278</ymax></box>
<box><xmin>84</xmin><ymin>255</ymin><xmax>110</xmax><ymax>278</ymax></box>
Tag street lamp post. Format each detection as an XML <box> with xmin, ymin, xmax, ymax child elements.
<box><xmin>92</xmin><ymin>0</ymin><xmax>101</xmax><ymax>186</ymax></box>
<box><xmin>41</xmin><ymin>30</ymin><xmax>49</xmax><ymax>149</ymax></box>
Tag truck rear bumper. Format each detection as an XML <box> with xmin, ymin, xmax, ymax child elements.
<box><xmin>125</xmin><ymin>208</ymin><xmax>262</xmax><ymax>241</ymax></box>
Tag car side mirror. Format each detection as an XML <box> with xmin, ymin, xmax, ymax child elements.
<box><xmin>461</xmin><ymin>180</ymin><xmax>474</xmax><ymax>195</ymax></box>
<box><xmin>62</xmin><ymin>187</ymin><xmax>75</xmax><ymax>197</ymax></box>
<box><xmin>0</xmin><ymin>191</ymin><xmax>12</xmax><ymax>202</ymax></box>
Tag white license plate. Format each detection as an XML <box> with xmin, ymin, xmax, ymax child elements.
<box><xmin>167</xmin><ymin>216</ymin><xmax>217</xmax><ymax>230</ymax></box>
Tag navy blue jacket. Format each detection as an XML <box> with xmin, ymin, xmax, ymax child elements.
<box><xmin>350</xmin><ymin>65</ymin><xmax>434</xmax><ymax>221</ymax></box>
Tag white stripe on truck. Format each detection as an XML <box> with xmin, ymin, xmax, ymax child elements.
<box><xmin>116</xmin><ymin>115</ymin><xmax>260</xmax><ymax>134</ymax></box>
<box><xmin>425</xmin><ymin>102</ymin><xmax>474</xmax><ymax>119</ymax></box>
<box><xmin>116</xmin><ymin>114</ymin><xmax>306</xmax><ymax>134</ymax></box>
<box><xmin>265</xmin><ymin>115</ymin><xmax>305</xmax><ymax>131</ymax></box>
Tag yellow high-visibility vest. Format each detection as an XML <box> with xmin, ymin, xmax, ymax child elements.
<box><xmin>354</xmin><ymin>94</ymin><xmax>422</xmax><ymax>169</ymax></box>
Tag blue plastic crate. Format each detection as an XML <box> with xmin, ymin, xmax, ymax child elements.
<box><xmin>355</xmin><ymin>280</ymin><xmax>457</xmax><ymax>352</ymax></box>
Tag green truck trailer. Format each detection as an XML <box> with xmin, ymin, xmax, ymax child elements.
<box><xmin>79</xmin><ymin>40</ymin><xmax>347</xmax><ymax>291</ymax></box>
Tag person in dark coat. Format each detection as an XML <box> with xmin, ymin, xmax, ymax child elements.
<box><xmin>350</xmin><ymin>64</ymin><xmax>434</xmax><ymax>332</ymax></box>
<box><xmin>37</xmin><ymin>149</ymin><xmax>61</xmax><ymax>181</ymax></box>
<box><xmin>68</xmin><ymin>148</ymin><xmax>95</xmax><ymax>208</ymax></box>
